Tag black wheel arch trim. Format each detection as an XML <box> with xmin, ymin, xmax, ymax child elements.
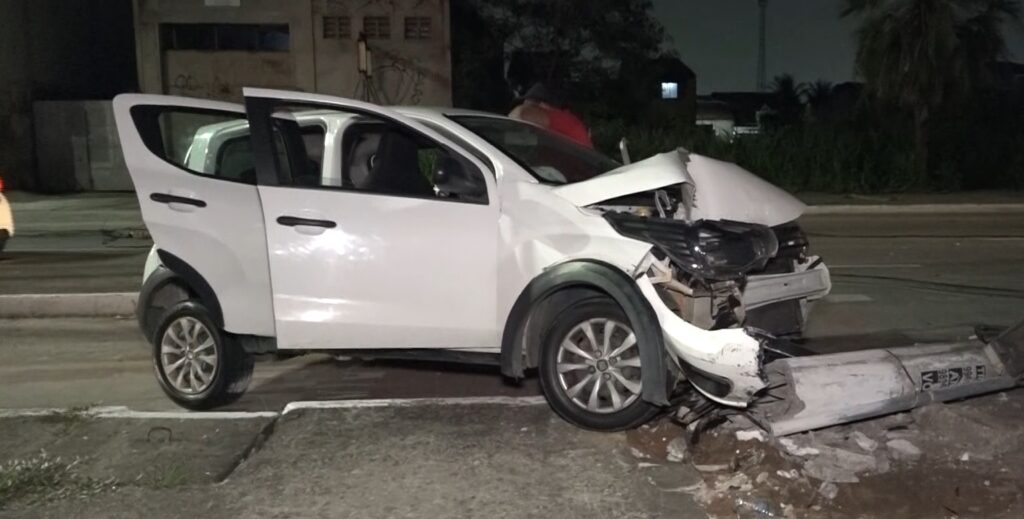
<box><xmin>138</xmin><ymin>251</ymin><xmax>225</xmax><ymax>338</ymax></box>
<box><xmin>500</xmin><ymin>259</ymin><xmax>670</xmax><ymax>406</ymax></box>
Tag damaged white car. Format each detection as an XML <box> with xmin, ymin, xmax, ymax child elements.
<box><xmin>114</xmin><ymin>89</ymin><xmax>832</xmax><ymax>431</ymax></box>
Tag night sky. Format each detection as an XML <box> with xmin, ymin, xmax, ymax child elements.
<box><xmin>653</xmin><ymin>0</ymin><xmax>1024</xmax><ymax>94</ymax></box>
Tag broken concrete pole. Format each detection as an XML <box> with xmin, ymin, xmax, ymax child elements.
<box><xmin>750</xmin><ymin>319</ymin><xmax>1024</xmax><ymax>436</ymax></box>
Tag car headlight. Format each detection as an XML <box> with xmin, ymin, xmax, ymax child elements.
<box><xmin>605</xmin><ymin>213</ymin><xmax>779</xmax><ymax>280</ymax></box>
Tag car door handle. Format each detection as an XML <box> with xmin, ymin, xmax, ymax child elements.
<box><xmin>150</xmin><ymin>193</ymin><xmax>207</xmax><ymax>208</ymax></box>
<box><xmin>276</xmin><ymin>216</ymin><xmax>337</xmax><ymax>229</ymax></box>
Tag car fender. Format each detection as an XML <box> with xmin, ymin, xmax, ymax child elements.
<box><xmin>500</xmin><ymin>259</ymin><xmax>670</xmax><ymax>406</ymax></box>
<box><xmin>138</xmin><ymin>250</ymin><xmax>225</xmax><ymax>342</ymax></box>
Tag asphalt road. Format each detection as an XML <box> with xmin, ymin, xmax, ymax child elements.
<box><xmin>1</xmin><ymin>211</ymin><xmax>1022</xmax><ymax>411</ymax></box>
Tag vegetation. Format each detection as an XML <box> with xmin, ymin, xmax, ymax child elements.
<box><xmin>842</xmin><ymin>0</ymin><xmax>1023</xmax><ymax>181</ymax></box>
<box><xmin>453</xmin><ymin>0</ymin><xmax>1024</xmax><ymax>193</ymax></box>
<box><xmin>0</xmin><ymin>452</ymin><xmax>119</xmax><ymax>509</ymax></box>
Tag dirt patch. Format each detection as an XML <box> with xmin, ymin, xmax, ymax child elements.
<box><xmin>0</xmin><ymin>415</ymin><xmax>271</xmax><ymax>511</ymax></box>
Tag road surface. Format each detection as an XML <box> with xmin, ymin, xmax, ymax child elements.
<box><xmin>1</xmin><ymin>211</ymin><xmax>1022</xmax><ymax>410</ymax></box>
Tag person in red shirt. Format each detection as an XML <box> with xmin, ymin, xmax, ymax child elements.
<box><xmin>509</xmin><ymin>83</ymin><xmax>594</xmax><ymax>148</ymax></box>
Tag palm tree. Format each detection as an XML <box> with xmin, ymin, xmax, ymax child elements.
<box><xmin>842</xmin><ymin>0</ymin><xmax>1022</xmax><ymax>179</ymax></box>
<box><xmin>770</xmin><ymin>74</ymin><xmax>806</xmax><ymax>124</ymax></box>
<box><xmin>804</xmin><ymin>80</ymin><xmax>834</xmax><ymax>119</ymax></box>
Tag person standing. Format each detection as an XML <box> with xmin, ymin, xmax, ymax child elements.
<box><xmin>509</xmin><ymin>83</ymin><xmax>593</xmax><ymax>148</ymax></box>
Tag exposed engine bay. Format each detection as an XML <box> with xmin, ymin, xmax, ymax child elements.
<box><xmin>592</xmin><ymin>185</ymin><xmax>824</xmax><ymax>336</ymax></box>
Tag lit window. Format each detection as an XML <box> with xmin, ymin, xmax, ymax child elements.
<box><xmin>404</xmin><ymin>17</ymin><xmax>431</xmax><ymax>39</ymax></box>
<box><xmin>323</xmin><ymin>16</ymin><xmax>351</xmax><ymax>39</ymax></box>
<box><xmin>364</xmin><ymin>16</ymin><xmax>391</xmax><ymax>39</ymax></box>
<box><xmin>661</xmin><ymin>82</ymin><xmax>679</xmax><ymax>100</ymax></box>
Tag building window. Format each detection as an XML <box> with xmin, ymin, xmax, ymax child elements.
<box><xmin>661</xmin><ymin>82</ymin><xmax>679</xmax><ymax>100</ymax></box>
<box><xmin>160</xmin><ymin>24</ymin><xmax>290</xmax><ymax>52</ymax></box>
<box><xmin>404</xmin><ymin>17</ymin><xmax>431</xmax><ymax>39</ymax></box>
<box><xmin>322</xmin><ymin>16</ymin><xmax>351</xmax><ymax>39</ymax></box>
<box><xmin>363</xmin><ymin>16</ymin><xmax>391</xmax><ymax>39</ymax></box>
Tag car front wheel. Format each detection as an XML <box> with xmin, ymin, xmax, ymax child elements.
<box><xmin>538</xmin><ymin>297</ymin><xmax>661</xmax><ymax>431</ymax></box>
<box><xmin>152</xmin><ymin>301</ymin><xmax>253</xmax><ymax>410</ymax></box>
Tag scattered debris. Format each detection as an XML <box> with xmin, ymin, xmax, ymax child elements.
<box><xmin>694</xmin><ymin>464</ymin><xmax>729</xmax><ymax>472</ymax></box>
<box><xmin>801</xmin><ymin>445</ymin><xmax>878</xmax><ymax>483</ymax></box>
<box><xmin>817</xmin><ymin>481</ymin><xmax>839</xmax><ymax>500</ymax></box>
<box><xmin>678</xmin><ymin>390</ymin><xmax>1024</xmax><ymax>518</ymax></box>
<box><xmin>776</xmin><ymin>469</ymin><xmax>799</xmax><ymax>480</ymax></box>
<box><xmin>666</xmin><ymin>437</ymin><xmax>688</xmax><ymax>463</ymax></box>
<box><xmin>734</xmin><ymin>496</ymin><xmax>783</xmax><ymax>518</ymax></box>
<box><xmin>628</xmin><ymin>447</ymin><xmax>650</xmax><ymax>460</ymax></box>
<box><xmin>850</xmin><ymin>431</ymin><xmax>878</xmax><ymax>452</ymax></box>
<box><xmin>777</xmin><ymin>438</ymin><xmax>820</xmax><ymax>457</ymax></box>
<box><xmin>886</xmin><ymin>439</ymin><xmax>922</xmax><ymax>462</ymax></box>
<box><xmin>736</xmin><ymin>429</ymin><xmax>766</xmax><ymax>442</ymax></box>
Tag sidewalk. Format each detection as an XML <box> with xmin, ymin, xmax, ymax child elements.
<box><xmin>801</xmin><ymin>191</ymin><xmax>1024</xmax><ymax>215</ymax></box>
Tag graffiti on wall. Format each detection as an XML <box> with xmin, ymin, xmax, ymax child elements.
<box><xmin>370</xmin><ymin>55</ymin><xmax>425</xmax><ymax>105</ymax></box>
<box><xmin>170</xmin><ymin>74</ymin><xmax>237</xmax><ymax>100</ymax></box>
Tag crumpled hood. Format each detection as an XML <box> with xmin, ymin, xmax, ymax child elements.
<box><xmin>552</xmin><ymin>149</ymin><xmax>805</xmax><ymax>226</ymax></box>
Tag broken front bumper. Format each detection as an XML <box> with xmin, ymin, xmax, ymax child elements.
<box><xmin>744</xmin><ymin>259</ymin><xmax>831</xmax><ymax>311</ymax></box>
<box><xmin>635</xmin><ymin>258</ymin><xmax>831</xmax><ymax>407</ymax></box>
<box><xmin>636</xmin><ymin>276</ymin><xmax>766</xmax><ymax>407</ymax></box>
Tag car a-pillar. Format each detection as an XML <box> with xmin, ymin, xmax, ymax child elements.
<box><xmin>500</xmin><ymin>260</ymin><xmax>674</xmax><ymax>431</ymax></box>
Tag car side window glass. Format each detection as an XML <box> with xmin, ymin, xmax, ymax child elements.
<box><xmin>417</xmin><ymin>119</ymin><xmax>495</xmax><ymax>175</ymax></box>
<box><xmin>267</xmin><ymin>105</ymin><xmax>488</xmax><ymax>204</ymax></box>
<box><xmin>130</xmin><ymin>106</ymin><xmax>257</xmax><ymax>184</ymax></box>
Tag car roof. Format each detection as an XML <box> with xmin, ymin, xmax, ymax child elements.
<box><xmin>393</xmin><ymin>106</ymin><xmax>507</xmax><ymax>120</ymax></box>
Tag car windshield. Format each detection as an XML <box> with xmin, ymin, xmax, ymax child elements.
<box><xmin>450</xmin><ymin>115</ymin><xmax>620</xmax><ymax>185</ymax></box>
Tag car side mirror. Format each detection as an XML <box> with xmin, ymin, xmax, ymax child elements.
<box><xmin>434</xmin><ymin>157</ymin><xmax>485</xmax><ymax>199</ymax></box>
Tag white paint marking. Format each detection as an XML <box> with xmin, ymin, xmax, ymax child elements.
<box><xmin>0</xmin><ymin>396</ymin><xmax>549</xmax><ymax>421</ymax></box>
<box><xmin>829</xmin><ymin>264</ymin><xmax>922</xmax><ymax>269</ymax></box>
<box><xmin>823</xmin><ymin>294</ymin><xmax>874</xmax><ymax>303</ymax></box>
<box><xmin>281</xmin><ymin>396</ymin><xmax>548</xmax><ymax>414</ymax></box>
<box><xmin>0</xmin><ymin>406</ymin><xmax>277</xmax><ymax>420</ymax></box>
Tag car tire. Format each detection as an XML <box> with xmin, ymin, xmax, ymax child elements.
<box><xmin>152</xmin><ymin>300</ymin><xmax>253</xmax><ymax>410</ymax></box>
<box><xmin>0</xmin><ymin>230</ymin><xmax>8</xmax><ymax>253</ymax></box>
<box><xmin>538</xmin><ymin>297</ymin><xmax>661</xmax><ymax>431</ymax></box>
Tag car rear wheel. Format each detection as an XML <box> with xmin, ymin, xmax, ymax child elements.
<box><xmin>538</xmin><ymin>297</ymin><xmax>660</xmax><ymax>431</ymax></box>
<box><xmin>153</xmin><ymin>301</ymin><xmax>253</xmax><ymax>410</ymax></box>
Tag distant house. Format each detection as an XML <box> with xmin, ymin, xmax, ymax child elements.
<box><xmin>618</xmin><ymin>55</ymin><xmax>697</xmax><ymax>125</ymax></box>
<box><xmin>695</xmin><ymin>98</ymin><xmax>734</xmax><ymax>138</ymax></box>
<box><xmin>700</xmin><ymin>92</ymin><xmax>776</xmax><ymax>137</ymax></box>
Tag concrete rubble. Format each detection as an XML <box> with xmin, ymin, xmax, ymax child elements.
<box><xmin>675</xmin><ymin>390</ymin><xmax>1024</xmax><ymax>518</ymax></box>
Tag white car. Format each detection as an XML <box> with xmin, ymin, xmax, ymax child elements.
<box><xmin>114</xmin><ymin>89</ymin><xmax>830</xmax><ymax>431</ymax></box>
<box><xmin>0</xmin><ymin>174</ymin><xmax>13</xmax><ymax>252</ymax></box>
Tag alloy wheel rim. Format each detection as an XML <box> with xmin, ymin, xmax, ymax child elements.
<box><xmin>160</xmin><ymin>316</ymin><xmax>218</xmax><ymax>395</ymax></box>
<box><xmin>556</xmin><ymin>317</ymin><xmax>642</xmax><ymax>414</ymax></box>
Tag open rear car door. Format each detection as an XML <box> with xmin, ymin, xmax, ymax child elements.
<box><xmin>112</xmin><ymin>94</ymin><xmax>275</xmax><ymax>336</ymax></box>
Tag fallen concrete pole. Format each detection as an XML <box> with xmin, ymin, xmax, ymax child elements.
<box><xmin>754</xmin><ymin>318</ymin><xmax>1024</xmax><ymax>436</ymax></box>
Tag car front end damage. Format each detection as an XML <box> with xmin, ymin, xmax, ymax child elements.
<box><xmin>602</xmin><ymin>211</ymin><xmax>829</xmax><ymax>407</ymax></box>
<box><xmin>618</xmin><ymin>212</ymin><xmax>1024</xmax><ymax>437</ymax></box>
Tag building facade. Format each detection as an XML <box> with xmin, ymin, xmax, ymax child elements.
<box><xmin>133</xmin><ymin>0</ymin><xmax>452</xmax><ymax>105</ymax></box>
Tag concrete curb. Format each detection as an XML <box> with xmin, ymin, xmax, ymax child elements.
<box><xmin>0</xmin><ymin>292</ymin><xmax>137</xmax><ymax>318</ymax></box>
<box><xmin>806</xmin><ymin>203</ymin><xmax>1024</xmax><ymax>215</ymax></box>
